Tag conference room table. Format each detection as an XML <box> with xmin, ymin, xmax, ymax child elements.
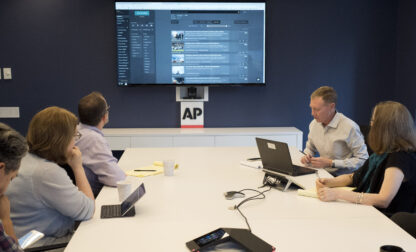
<box><xmin>65</xmin><ymin>146</ymin><xmax>416</xmax><ymax>252</ymax></box>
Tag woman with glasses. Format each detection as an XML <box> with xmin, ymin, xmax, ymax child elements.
<box><xmin>6</xmin><ymin>106</ymin><xmax>95</xmax><ymax>246</ymax></box>
<box><xmin>316</xmin><ymin>101</ymin><xmax>416</xmax><ymax>216</ymax></box>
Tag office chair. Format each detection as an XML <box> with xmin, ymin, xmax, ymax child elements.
<box><xmin>24</xmin><ymin>242</ymin><xmax>68</xmax><ymax>252</ymax></box>
<box><xmin>23</xmin><ymin>222</ymin><xmax>81</xmax><ymax>251</ymax></box>
<box><xmin>391</xmin><ymin>212</ymin><xmax>416</xmax><ymax>239</ymax></box>
<box><xmin>112</xmin><ymin>150</ymin><xmax>125</xmax><ymax>160</ymax></box>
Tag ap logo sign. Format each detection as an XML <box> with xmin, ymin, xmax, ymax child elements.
<box><xmin>180</xmin><ymin>102</ymin><xmax>204</xmax><ymax>128</ymax></box>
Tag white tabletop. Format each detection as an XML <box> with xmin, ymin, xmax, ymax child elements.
<box><xmin>65</xmin><ymin>147</ymin><xmax>416</xmax><ymax>252</ymax></box>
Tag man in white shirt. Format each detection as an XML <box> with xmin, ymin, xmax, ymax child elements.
<box><xmin>301</xmin><ymin>86</ymin><xmax>369</xmax><ymax>175</ymax></box>
<box><xmin>76</xmin><ymin>92</ymin><xmax>126</xmax><ymax>197</ymax></box>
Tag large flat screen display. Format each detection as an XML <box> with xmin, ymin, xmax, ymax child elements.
<box><xmin>115</xmin><ymin>1</ymin><xmax>266</xmax><ymax>86</ymax></box>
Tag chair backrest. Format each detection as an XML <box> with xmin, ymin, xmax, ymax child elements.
<box><xmin>391</xmin><ymin>212</ymin><xmax>416</xmax><ymax>239</ymax></box>
<box><xmin>24</xmin><ymin>242</ymin><xmax>68</xmax><ymax>252</ymax></box>
<box><xmin>112</xmin><ymin>150</ymin><xmax>125</xmax><ymax>160</ymax></box>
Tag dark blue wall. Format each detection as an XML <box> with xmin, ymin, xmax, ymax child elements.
<box><xmin>396</xmin><ymin>0</ymin><xmax>416</xmax><ymax>116</ymax></box>
<box><xmin>0</xmin><ymin>0</ymin><xmax>400</xmax><ymax>142</ymax></box>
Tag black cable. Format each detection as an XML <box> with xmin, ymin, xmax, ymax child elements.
<box><xmin>238</xmin><ymin>188</ymin><xmax>267</xmax><ymax>195</ymax></box>
<box><xmin>236</xmin><ymin>188</ymin><xmax>268</xmax><ymax>208</ymax></box>
<box><xmin>236</xmin><ymin>205</ymin><xmax>252</xmax><ymax>232</ymax></box>
<box><xmin>232</xmin><ymin>186</ymin><xmax>272</xmax><ymax>232</ymax></box>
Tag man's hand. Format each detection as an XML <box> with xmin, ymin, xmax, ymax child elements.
<box><xmin>300</xmin><ymin>154</ymin><xmax>312</xmax><ymax>164</ymax></box>
<box><xmin>0</xmin><ymin>195</ymin><xmax>11</xmax><ymax>220</ymax></box>
<box><xmin>310</xmin><ymin>157</ymin><xmax>332</xmax><ymax>168</ymax></box>
<box><xmin>0</xmin><ymin>195</ymin><xmax>18</xmax><ymax>242</ymax></box>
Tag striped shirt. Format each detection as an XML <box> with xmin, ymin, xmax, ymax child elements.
<box><xmin>304</xmin><ymin>112</ymin><xmax>369</xmax><ymax>174</ymax></box>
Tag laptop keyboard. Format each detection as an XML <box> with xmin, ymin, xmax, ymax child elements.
<box><xmin>294</xmin><ymin>165</ymin><xmax>315</xmax><ymax>175</ymax></box>
<box><xmin>101</xmin><ymin>205</ymin><xmax>121</xmax><ymax>218</ymax></box>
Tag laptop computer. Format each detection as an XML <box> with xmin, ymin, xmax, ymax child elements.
<box><xmin>101</xmin><ymin>183</ymin><xmax>146</xmax><ymax>219</ymax></box>
<box><xmin>255</xmin><ymin>138</ymin><xmax>315</xmax><ymax>177</ymax></box>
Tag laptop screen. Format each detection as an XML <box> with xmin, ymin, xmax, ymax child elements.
<box><xmin>255</xmin><ymin>138</ymin><xmax>293</xmax><ymax>174</ymax></box>
<box><xmin>255</xmin><ymin>138</ymin><xmax>315</xmax><ymax>177</ymax></box>
<box><xmin>121</xmin><ymin>183</ymin><xmax>146</xmax><ymax>214</ymax></box>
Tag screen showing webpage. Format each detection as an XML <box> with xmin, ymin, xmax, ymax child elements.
<box><xmin>116</xmin><ymin>2</ymin><xmax>265</xmax><ymax>85</ymax></box>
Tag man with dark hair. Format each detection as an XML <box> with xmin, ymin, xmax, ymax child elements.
<box><xmin>76</xmin><ymin>92</ymin><xmax>126</xmax><ymax>197</ymax></box>
<box><xmin>301</xmin><ymin>86</ymin><xmax>368</xmax><ymax>175</ymax></box>
<box><xmin>0</xmin><ymin>122</ymin><xmax>27</xmax><ymax>252</ymax></box>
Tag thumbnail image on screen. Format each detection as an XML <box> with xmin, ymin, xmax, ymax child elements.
<box><xmin>115</xmin><ymin>2</ymin><xmax>266</xmax><ymax>85</ymax></box>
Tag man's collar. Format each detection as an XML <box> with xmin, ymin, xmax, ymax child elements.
<box><xmin>325</xmin><ymin>112</ymin><xmax>341</xmax><ymax>128</ymax></box>
<box><xmin>79</xmin><ymin>123</ymin><xmax>104</xmax><ymax>136</ymax></box>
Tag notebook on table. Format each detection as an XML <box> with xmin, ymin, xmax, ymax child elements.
<box><xmin>101</xmin><ymin>183</ymin><xmax>146</xmax><ymax>219</ymax></box>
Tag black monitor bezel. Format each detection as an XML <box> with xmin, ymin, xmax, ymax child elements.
<box><xmin>115</xmin><ymin>0</ymin><xmax>268</xmax><ymax>87</ymax></box>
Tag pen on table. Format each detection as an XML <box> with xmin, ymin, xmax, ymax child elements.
<box><xmin>299</xmin><ymin>150</ymin><xmax>307</xmax><ymax>155</ymax></box>
<box><xmin>134</xmin><ymin>169</ymin><xmax>156</xmax><ymax>172</ymax></box>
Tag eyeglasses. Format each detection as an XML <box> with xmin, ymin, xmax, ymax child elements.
<box><xmin>106</xmin><ymin>105</ymin><xmax>110</xmax><ymax>112</ymax></box>
<box><xmin>74</xmin><ymin>131</ymin><xmax>82</xmax><ymax>141</ymax></box>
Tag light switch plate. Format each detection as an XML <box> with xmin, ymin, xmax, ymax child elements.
<box><xmin>3</xmin><ymin>68</ymin><xmax>12</xmax><ymax>80</ymax></box>
<box><xmin>0</xmin><ymin>107</ymin><xmax>20</xmax><ymax>118</ymax></box>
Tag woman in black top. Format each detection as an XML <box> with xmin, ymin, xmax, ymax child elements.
<box><xmin>316</xmin><ymin>101</ymin><xmax>416</xmax><ymax>215</ymax></box>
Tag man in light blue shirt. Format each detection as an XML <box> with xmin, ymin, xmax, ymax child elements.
<box><xmin>76</xmin><ymin>92</ymin><xmax>126</xmax><ymax>197</ymax></box>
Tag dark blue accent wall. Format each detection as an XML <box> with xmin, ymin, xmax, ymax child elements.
<box><xmin>396</xmin><ymin>0</ymin><xmax>416</xmax><ymax>116</ymax></box>
<box><xmin>0</xmin><ymin>0</ymin><xmax>403</xmax><ymax>142</ymax></box>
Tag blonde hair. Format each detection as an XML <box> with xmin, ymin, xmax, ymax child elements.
<box><xmin>27</xmin><ymin>106</ymin><xmax>78</xmax><ymax>164</ymax></box>
<box><xmin>369</xmin><ymin>101</ymin><xmax>416</xmax><ymax>154</ymax></box>
<box><xmin>310</xmin><ymin>86</ymin><xmax>337</xmax><ymax>104</ymax></box>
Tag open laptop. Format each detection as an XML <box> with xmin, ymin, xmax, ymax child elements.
<box><xmin>101</xmin><ymin>183</ymin><xmax>146</xmax><ymax>219</ymax></box>
<box><xmin>256</xmin><ymin>138</ymin><xmax>315</xmax><ymax>177</ymax></box>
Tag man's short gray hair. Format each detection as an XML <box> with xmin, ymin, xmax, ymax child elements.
<box><xmin>0</xmin><ymin>122</ymin><xmax>28</xmax><ymax>173</ymax></box>
<box><xmin>311</xmin><ymin>86</ymin><xmax>337</xmax><ymax>104</ymax></box>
